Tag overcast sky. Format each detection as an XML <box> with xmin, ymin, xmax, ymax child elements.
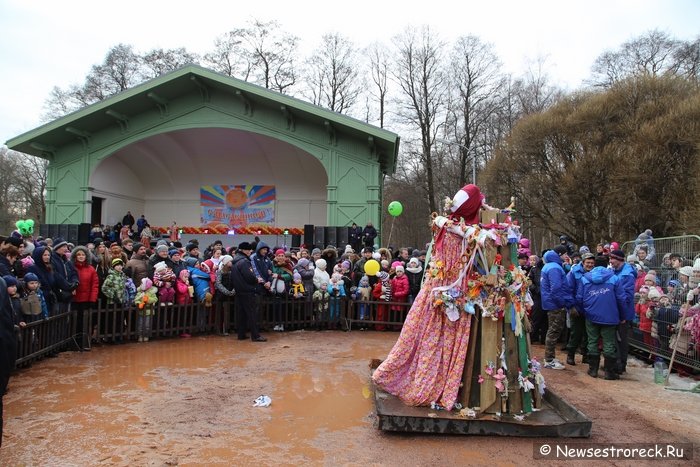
<box><xmin>1</xmin><ymin>0</ymin><xmax>698</xmax><ymax>144</ymax></box>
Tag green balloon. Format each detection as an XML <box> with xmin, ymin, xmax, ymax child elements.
<box><xmin>388</xmin><ymin>201</ymin><xmax>403</xmax><ymax>217</ymax></box>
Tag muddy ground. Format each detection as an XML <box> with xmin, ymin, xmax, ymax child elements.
<box><xmin>1</xmin><ymin>331</ymin><xmax>698</xmax><ymax>466</ymax></box>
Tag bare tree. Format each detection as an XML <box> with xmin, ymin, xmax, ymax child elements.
<box><xmin>392</xmin><ymin>26</ymin><xmax>448</xmax><ymax>214</ymax></box>
<box><xmin>443</xmin><ymin>35</ymin><xmax>504</xmax><ymax>189</ymax></box>
<box><xmin>141</xmin><ymin>47</ymin><xmax>200</xmax><ymax>79</ymax></box>
<box><xmin>367</xmin><ymin>42</ymin><xmax>391</xmax><ymax>128</ymax></box>
<box><xmin>513</xmin><ymin>55</ymin><xmax>563</xmax><ymax>115</ymax></box>
<box><xmin>304</xmin><ymin>32</ymin><xmax>362</xmax><ymax>114</ymax></box>
<box><xmin>241</xmin><ymin>19</ymin><xmax>299</xmax><ymax>93</ymax></box>
<box><xmin>590</xmin><ymin>30</ymin><xmax>685</xmax><ymax>87</ymax></box>
<box><xmin>0</xmin><ymin>147</ymin><xmax>48</xmax><ymax>232</ymax></box>
<box><xmin>204</xmin><ymin>30</ymin><xmax>251</xmax><ymax>79</ymax></box>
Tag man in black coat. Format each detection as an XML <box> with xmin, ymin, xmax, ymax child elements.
<box><xmin>0</xmin><ymin>276</ymin><xmax>16</xmax><ymax>447</ymax></box>
<box><xmin>231</xmin><ymin>242</ymin><xmax>266</xmax><ymax>342</ymax></box>
<box><xmin>362</xmin><ymin>222</ymin><xmax>377</xmax><ymax>248</ymax></box>
<box><xmin>49</xmin><ymin>238</ymin><xmax>79</xmax><ymax>313</ymax></box>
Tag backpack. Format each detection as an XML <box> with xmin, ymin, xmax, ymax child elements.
<box><xmin>21</xmin><ymin>292</ymin><xmax>42</xmax><ymax>316</ymax></box>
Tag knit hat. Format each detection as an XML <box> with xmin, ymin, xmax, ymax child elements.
<box><xmin>3</xmin><ymin>275</ymin><xmax>18</xmax><ymax>287</ymax></box>
<box><xmin>23</xmin><ymin>272</ymin><xmax>39</xmax><ymax>283</ymax></box>
<box><xmin>238</xmin><ymin>242</ymin><xmax>253</xmax><ymax>251</ymax></box>
<box><xmin>185</xmin><ymin>257</ymin><xmax>199</xmax><ymax>268</ymax></box>
<box><xmin>395</xmin><ymin>265</ymin><xmax>405</xmax><ymax>273</ymax></box>
<box><xmin>341</xmin><ymin>260</ymin><xmax>351</xmax><ymax>270</ymax></box>
<box><xmin>168</xmin><ymin>249</ymin><xmax>180</xmax><ymax>258</ymax></box>
<box><xmin>311</xmin><ymin>248</ymin><xmax>321</xmax><ymax>256</ymax></box>
<box><xmin>679</xmin><ymin>266</ymin><xmax>693</xmax><ymax>277</ymax></box>
<box><xmin>132</xmin><ymin>242</ymin><xmax>144</xmax><ymax>252</ymax></box>
<box><xmin>293</xmin><ymin>271</ymin><xmax>301</xmax><ymax>282</ymax></box>
<box><xmin>179</xmin><ymin>269</ymin><xmax>190</xmax><ymax>281</ymax></box>
<box><xmin>315</xmin><ymin>258</ymin><xmax>327</xmax><ymax>270</ymax></box>
<box><xmin>362</xmin><ymin>247</ymin><xmax>373</xmax><ymax>254</ymax></box>
<box><xmin>4</xmin><ymin>236</ymin><xmax>22</xmax><ymax>248</ymax></box>
<box><xmin>609</xmin><ymin>249</ymin><xmax>625</xmax><ymax>261</ymax></box>
<box><xmin>220</xmin><ymin>255</ymin><xmax>233</xmax><ymax>267</ymax></box>
<box><xmin>693</xmin><ymin>258</ymin><xmax>700</xmax><ymax>271</ymax></box>
<box><xmin>298</xmin><ymin>258</ymin><xmax>310</xmax><ymax>269</ymax></box>
<box><xmin>156</xmin><ymin>245</ymin><xmax>169</xmax><ymax>254</ymax></box>
<box><xmin>156</xmin><ymin>239</ymin><xmax>169</xmax><ymax>248</ymax></box>
<box><xmin>154</xmin><ymin>261</ymin><xmax>167</xmax><ymax>272</ymax></box>
<box><xmin>581</xmin><ymin>252</ymin><xmax>595</xmax><ymax>261</ymax></box>
<box><xmin>648</xmin><ymin>287</ymin><xmax>662</xmax><ymax>300</ymax></box>
<box><xmin>344</xmin><ymin>245</ymin><xmax>353</xmax><ymax>254</ymax></box>
<box><xmin>53</xmin><ymin>237</ymin><xmax>69</xmax><ymax>250</ymax></box>
<box><xmin>275</xmin><ymin>249</ymin><xmax>286</xmax><ymax>256</ymax></box>
<box><xmin>377</xmin><ymin>271</ymin><xmax>389</xmax><ymax>282</ymax></box>
<box><xmin>408</xmin><ymin>257</ymin><xmax>420</xmax><ymax>267</ymax></box>
<box><xmin>140</xmin><ymin>277</ymin><xmax>153</xmax><ymax>290</ymax></box>
<box><xmin>579</xmin><ymin>245</ymin><xmax>590</xmax><ymax>254</ymax></box>
<box><xmin>668</xmin><ymin>280</ymin><xmax>681</xmax><ymax>288</ymax></box>
<box><xmin>372</xmin><ymin>252</ymin><xmax>381</xmax><ymax>260</ymax></box>
<box><xmin>111</xmin><ymin>258</ymin><xmax>124</xmax><ymax>267</ymax></box>
<box><xmin>186</xmin><ymin>243</ymin><xmax>197</xmax><ymax>252</ymax></box>
<box><xmin>553</xmin><ymin>245</ymin><xmax>568</xmax><ymax>256</ymax></box>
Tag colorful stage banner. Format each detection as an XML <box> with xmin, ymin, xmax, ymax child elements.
<box><xmin>200</xmin><ymin>185</ymin><xmax>275</xmax><ymax>229</ymax></box>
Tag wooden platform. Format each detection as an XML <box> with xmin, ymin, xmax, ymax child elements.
<box><xmin>372</xmin><ymin>376</ymin><xmax>592</xmax><ymax>438</ymax></box>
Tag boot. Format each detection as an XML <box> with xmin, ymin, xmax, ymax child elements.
<box><xmin>604</xmin><ymin>357</ymin><xmax>620</xmax><ymax>380</ymax></box>
<box><xmin>581</xmin><ymin>354</ymin><xmax>589</xmax><ymax>364</ymax></box>
<box><xmin>587</xmin><ymin>355</ymin><xmax>600</xmax><ymax>378</ymax></box>
<box><xmin>566</xmin><ymin>352</ymin><xmax>576</xmax><ymax>366</ymax></box>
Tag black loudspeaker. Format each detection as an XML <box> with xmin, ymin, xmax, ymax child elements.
<box><xmin>337</xmin><ymin>227</ymin><xmax>349</xmax><ymax>247</ymax></box>
<box><xmin>48</xmin><ymin>224</ymin><xmax>60</xmax><ymax>239</ymax></box>
<box><xmin>325</xmin><ymin>227</ymin><xmax>337</xmax><ymax>247</ymax></box>
<box><xmin>303</xmin><ymin>224</ymin><xmax>314</xmax><ymax>247</ymax></box>
<box><xmin>39</xmin><ymin>224</ymin><xmax>50</xmax><ymax>239</ymax></box>
<box><xmin>291</xmin><ymin>234</ymin><xmax>301</xmax><ymax>248</ymax></box>
<box><xmin>78</xmin><ymin>223</ymin><xmax>91</xmax><ymax>244</ymax></box>
<box><xmin>314</xmin><ymin>226</ymin><xmax>325</xmax><ymax>249</ymax></box>
<box><xmin>66</xmin><ymin>225</ymin><xmax>79</xmax><ymax>244</ymax></box>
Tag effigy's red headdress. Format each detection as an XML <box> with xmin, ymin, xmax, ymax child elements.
<box><xmin>449</xmin><ymin>184</ymin><xmax>484</xmax><ymax>224</ymax></box>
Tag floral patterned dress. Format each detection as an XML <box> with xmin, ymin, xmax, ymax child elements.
<box><xmin>372</xmin><ymin>223</ymin><xmax>473</xmax><ymax>410</ymax></box>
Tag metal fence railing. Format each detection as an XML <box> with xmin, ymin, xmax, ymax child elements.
<box><xmin>12</xmin><ymin>297</ymin><xmax>412</xmax><ymax>368</ymax></box>
<box><xmin>622</xmin><ymin>235</ymin><xmax>700</xmax><ymax>372</ymax></box>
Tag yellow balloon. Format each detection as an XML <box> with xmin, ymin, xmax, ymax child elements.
<box><xmin>364</xmin><ymin>259</ymin><xmax>380</xmax><ymax>276</ymax></box>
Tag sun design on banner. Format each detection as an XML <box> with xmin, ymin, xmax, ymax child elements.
<box><xmin>200</xmin><ymin>185</ymin><xmax>276</xmax><ymax>229</ymax></box>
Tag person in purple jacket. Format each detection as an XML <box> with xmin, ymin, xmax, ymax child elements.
<box><xmin>576</xmin><ymin>255</ymin><xmax>627</xmax><ymax>380</ymax></box>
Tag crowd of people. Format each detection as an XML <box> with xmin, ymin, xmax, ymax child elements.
<box><xmin>523</xmin><ymin>232</ymin><xmax>700</xmax><ymax>380</ymax></box>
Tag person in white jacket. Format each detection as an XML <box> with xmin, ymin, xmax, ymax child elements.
<box><xmin>313</xmin><ymin>258</ymin><xmax>330</xmax><ymax>292</ymax></box>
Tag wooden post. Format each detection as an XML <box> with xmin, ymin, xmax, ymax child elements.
<box><xmin>480</xmin><ymin>317</ymin><xmax>500</xmax><ymax>413</ymax></box>
<box><xmin>460</xmin><ymin>314</ymin><xmax>480</xmax><ymax>408</ymax></box>
<box><xmin>505</xmin><ymin>316</ymin><xmax>523</xmax><ymax>414</ymax></box>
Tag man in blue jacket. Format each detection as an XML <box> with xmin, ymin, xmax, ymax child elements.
<box><xmin>609</xmin><ymin>249</ymin><xmax>637</xmax><ymax>374</ymax></box>
<box><xmin>541</xmin><ymin>245</ymin><xmax>574</xmax><ymax>369</ymax></box>
<box><xmin>565</xmin><ymin>253</ymin><xmax>595</xmax><ymax>365</ymax></box>
<box><xmin>577</xmin><ymin>255</ymin><xmax>627</xmax><ymax>379</ymax></box>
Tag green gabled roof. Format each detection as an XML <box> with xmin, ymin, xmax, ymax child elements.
<box><xmin>7</xmin><ymin>64</ymin><xmax>400</xmax><ymax>173</ymax></box>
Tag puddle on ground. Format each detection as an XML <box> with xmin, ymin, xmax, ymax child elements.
<box><xmin>1</xmin><ymin>332</ymin><xmax>398</xmax><ymax>465</ymax></box>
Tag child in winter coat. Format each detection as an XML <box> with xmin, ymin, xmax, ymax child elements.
<box><xmin>327</xmin><ymin>272</ymin><xmax>346</xmax><ymax>328</ymax></box>
<box><xmin>102</xmin><ymin>258</ymin><xmax>127</xmax><ymax>306</ymax></box>
<box><xmin>405</xmin><ymin>257</ymin><xmax>423</xmax><ymax>303</ymax></box>
<box><xmin>19</xmin><ymin>272</ymin><xmax>48</xmax><ymax>322</ymax></box>
<box><xmin>391</xmin><ymin>265</ymin><xmax>410</xmax><ymax>317</ymax></box>
<box><xmin>271</xmin><ymin>249</ymin><xmax>294</xmax><ymax>331</ymax></box>
<box><xmin>373</xmin><ymin>271</ymin><xmax>392</xmax><ymax>331</ymax></box>
<box><xmin>313</xmin><ymin>258</ymin><xmax>330</xmax><ymax>292</ymax></box>
<box><xmin>135</xmin><ymin>277</ymin><xmax>158</xmax><ymax>342</ymax></box>
<box><xmin>291</xmin><ymin>271</ymin><xmax>306</xmax><ymax>299</ymax></box>
<box><xmin>153</xmin><ymin>261</ymin><xmax>176</xmax><ymax>305</ymax></box>
<box><xmin>355</xmin><ymin>275</ymin><xmax>372</xmax><ymax>324</ymax></box>
<box><xmin>312</xmin><ymin>280</ymin><xmax>330</xmax><ymax>329</ymax></box>
<box><xmin>176</xmin><ymin>269</ymin><xmax>194</xmax><ymax>305</ymax></box>
<box><xmin>187</xmin><ymin>262</ymin><xmax>213</xmax><ymax>333</ymax></box>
